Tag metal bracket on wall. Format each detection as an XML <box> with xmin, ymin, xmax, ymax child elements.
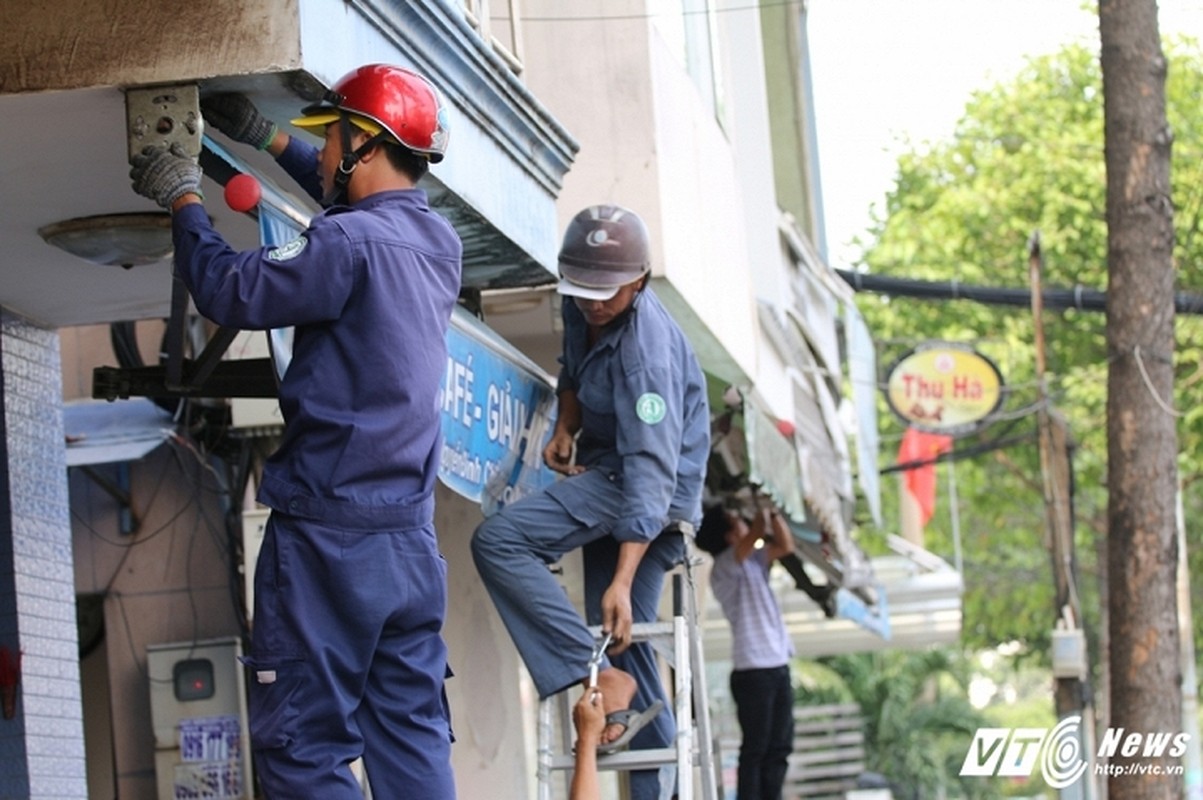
<box><xmin>125</xmin><ymin>84</ymin><xmax>202</xmax><ymax>162</ymax></box>
<box><xmin>96</xmin><ymin>86</ymin><xmax>277</xmax><ymax>402</ymax></box>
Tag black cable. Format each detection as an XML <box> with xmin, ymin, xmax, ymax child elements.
<box><xmin>836</xmin><ymin>269</ymin><xmax>1203</xmax><ymax>315</ymax></box>
<box><xmin>881</xmin><ymin>428</ymin><xmax>1038</xmax><ymax>475</ymax></box>
<box><xmin>225</xmin><ymin>441</ymin><xmax>254</xmax><ymax>641</ymax></box>
<box><xmin>109</xmin><ymin>322</ymin><xmax>143</xmax><ymax>369</ymax></box>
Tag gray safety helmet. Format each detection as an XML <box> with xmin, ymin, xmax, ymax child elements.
<box><xmin>557</xmin><ymin>205</ymin><xmax>651</xmax><ymax>300</ymax></box>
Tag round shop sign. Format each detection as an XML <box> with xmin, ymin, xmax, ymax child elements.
<box><xmin>885</xmin><ymin>342</ymin><xmax>1004</xmax><ymax>436</ymax></box>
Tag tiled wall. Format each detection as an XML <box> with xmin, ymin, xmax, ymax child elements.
<box><xmin>0</xmin><ymin>310</ymin><xmax>87</xmax><ymax>799</ymax></box>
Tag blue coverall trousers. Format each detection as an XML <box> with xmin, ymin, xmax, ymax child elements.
<box><xmin>246</xmin><ymin>508</ymin><xmax>455</xmax><ymax>799</ymax></box>
<box><xmin>470</xmin><ymin>468</ymin><xmax>684</xmax><ymax>800</ymax></box>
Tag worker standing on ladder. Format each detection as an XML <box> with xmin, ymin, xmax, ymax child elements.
<box><xmin>472</xmin><ymin>204</ymin><xmax>710</xmax><ymax>800</ymax></box>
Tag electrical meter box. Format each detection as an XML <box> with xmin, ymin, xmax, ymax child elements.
<box><xmin>148</xmin><ymin>637</ymin><xmax>252</xmax><ymax>800</ymax></box>
<box><xmin>1051</xmin><ymin>627</ymin><xmax>1087</xmax><ymax>679</ymax></box>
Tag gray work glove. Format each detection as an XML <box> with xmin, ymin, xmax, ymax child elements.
<box><xmin>201</xmin><ymin>93</ymin><xmax>278</xmax><ymax>151</ymax></box>
<box><xmin>129</xmin><ymin>143</ymin><xmax>203</xmax><ymax>209</ymax></box>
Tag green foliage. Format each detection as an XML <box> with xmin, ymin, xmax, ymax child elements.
<box><xmin>798</xmin><ymin>648</ymin><xmax>1002</xmax><ymax>799</ymax></box>
<box><xmin>973</xmin><ymin>654</ymin><xmax>1060</xmax><ymax>798</ymax></box>
<box><xmin>792</xmin><ymin>658</ymin><xmax>855</xmax><ymax>705</ymax></box>
<box><xmin>855</xmin><ymin>37</ymin><xmax>1203</xmax><ymax>669</ymax></box>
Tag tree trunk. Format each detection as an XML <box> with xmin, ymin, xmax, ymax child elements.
<box><xmin>1100</xmin><ymin>0</ymin><xmax>1182</xmax><ymax>797</ymax></box>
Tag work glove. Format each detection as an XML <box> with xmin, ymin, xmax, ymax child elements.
<box><xmin>201</xmin><ymin>93</ymin><xmax>278</xmax><ymax>151</ymax></box>
<box><xmin>129</xmin><ymin>143</ymin><xmax>203</xmax><ymax>209</ymax></box>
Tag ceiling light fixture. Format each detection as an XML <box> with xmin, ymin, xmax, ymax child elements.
<box><xmin>38</xmin><ymin>212</ymin><xmax>173</xmax><ymax>270</ymax></box>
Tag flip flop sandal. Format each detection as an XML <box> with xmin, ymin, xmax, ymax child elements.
<box><xmin>597</xmin><ymin>699</ymin><xmax>665</xmax><ymax>755</ymax></box>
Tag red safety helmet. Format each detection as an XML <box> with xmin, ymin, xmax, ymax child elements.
<box><xmin>292</xmin><ymin>64</ymin><xmax>449</xmax><ymax>162</ymax></box>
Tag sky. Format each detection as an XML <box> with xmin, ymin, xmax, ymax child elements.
<box><xmin>806</xmin><ymin>0</ymin><xmax>1203</xmax><ymax>272</ymax></box>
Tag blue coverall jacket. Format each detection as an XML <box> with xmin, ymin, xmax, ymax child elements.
<box><xmin>169</xmin><ymin>136</ymin><xmax>462</xmax><ymax>798</ymax></box>
<box><xmin>472</xmin><ymin>285</ymin><xmax>709</xmax><ymax>800</ymax></box>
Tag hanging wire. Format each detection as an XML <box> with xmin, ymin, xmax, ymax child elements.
<box><xmin>1133</xmin><ymin>344</ymin><xmax>1184</xmax><ymax>418</ymax></box>
<box><xmin>72</xmin><ymin>431</ymin><xmax>242</xmax><ymax>683</ymax></box>
<box><xmin>72</xmin><ymin>457</ymin><xmax>190</xmax><ymax>552</ymax></box>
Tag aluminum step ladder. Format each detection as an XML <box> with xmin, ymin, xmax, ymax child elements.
<box><xmin>536</xmin><ymin>559</ymin><xmax>719</xmax><ymax>800</ymax></box>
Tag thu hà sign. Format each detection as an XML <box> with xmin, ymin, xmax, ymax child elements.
<box><xmin>885</xmin><ymin>342</ymin><xmax>1004</xmax><ymax>436</ymax></box>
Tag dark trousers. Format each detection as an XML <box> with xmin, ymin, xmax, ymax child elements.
<box><xmin>730</xmin><ymin>665</ymin><xmax>794</xmax><ymax>800</ymax></box>
<box><xmin>248</xmin><ymin>514</ymin><xmax>455</xmax><ymax>799</ymax></box>
<box><xmin>584</xmin><ymin>532</ymin><xmax>684</xmax><ymax>800</ymax></box>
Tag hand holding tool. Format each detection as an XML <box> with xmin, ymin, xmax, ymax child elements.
<box><xmin>587</xmin><ymin>631</ymin><xmax>613</xmax><ymax>689</ymax></box>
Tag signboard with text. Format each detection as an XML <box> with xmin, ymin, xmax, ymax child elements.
<box><xmin>438</xmin><ymin>307</ymin><xmax>558</xmax><ymax>510</ymax></box>
<box><xmin>173</xmin><ymin>715</ymin><xmax>243</xmax><ymax>799</ymax></box>
<box><xmin>256</xmin><ymin>198</ymin><xmax>559</xmax><ymax>509</ymax></box>
<box><xmin>885</xmin><ymin>342</ymin><xmax>1004</xmax><ymax>436</ymax></box>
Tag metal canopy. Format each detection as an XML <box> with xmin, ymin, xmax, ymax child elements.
<box><xmin>64</xmin><ymin>398</ymin><xmax>174</xmax><ymax>467</ymax></box>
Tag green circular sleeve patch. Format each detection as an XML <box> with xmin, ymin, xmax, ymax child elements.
<box><xmin>636</xmin><ymin>392</ymin><xmax>667</xmax><ymax>424</ymax></box>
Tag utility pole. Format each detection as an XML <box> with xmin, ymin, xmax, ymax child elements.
<box><xmin>1029</xmin><ymin>233</ymin><xmax>1095</xmax><ymax>800</ymax></box>
<box><xmin>1176</xmin><ymin>485</ymin><xmax>1203</xmax><ymax>798</ymax></box>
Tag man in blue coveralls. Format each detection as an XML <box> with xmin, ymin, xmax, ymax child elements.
<box><xmin>472</xmin><ymin>204</ymin><xmax>711</xmax><ymax>799</ymax></box>
<box><xmin>129</xmin><ymin>65</ymin><xmax>461</xmax><ymax>798</ymax></box>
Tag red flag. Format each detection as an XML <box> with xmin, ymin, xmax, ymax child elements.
<box><xmin>898</xmin><ymin>427</ymin><xmax>953</xmax><ymax>526</ymax></box>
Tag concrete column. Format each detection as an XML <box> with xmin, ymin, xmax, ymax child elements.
<box><xmin>0</xmin><ymin>310</ymin><xmax>87</xmax><ymax>799</ymax></box>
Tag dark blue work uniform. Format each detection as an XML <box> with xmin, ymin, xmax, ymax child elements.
<box><xmin>471</xmin><ymin>288</ymin><xmax>709</xmax><ymax>800</ymax></box>
<box><xmin>171</xmin><ymin>136</ymin><xmax>461</xmax><ymax>798</ymax></box>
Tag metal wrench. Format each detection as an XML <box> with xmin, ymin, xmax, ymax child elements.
<box><xmin>587</xmin><ymin>631</ymin><xmax>613</xmax><ymax>690</ymax></box>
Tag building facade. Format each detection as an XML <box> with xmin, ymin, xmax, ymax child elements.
<box><xmin>0</xmin><ymin>1</ymin><xmax>916</xmax><ymax>798</ymax></box>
